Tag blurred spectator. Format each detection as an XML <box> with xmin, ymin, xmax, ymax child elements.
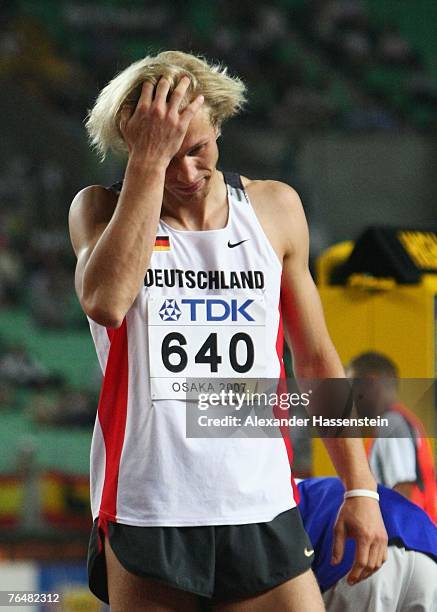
<box><xmin>347</xmin><ymin>351</ymin><xmax>437</xmax><ymax>524</ymax></box>
<box><xmin>313</xmin><ymin>0</ymin><xmax>368</xmax><ymax>45</ymax></box>
<box><xmin>0</xmin><ymin>341</ymin><xmax>59</xmax><ymax>388</ymax></box>
<box><xmin>0</xmin><ymin>379</ymin><xmax>18</xmax><ymax>410</ymax></box>
<box><xmin>377</xmin><ymin>27</ymin><xmax>417</xmax><ymax>67</ymax></box>
<box><xmin>271</xmin><ymin>85</ymin><xmax>336</xmax><ymax>131</ymax></box>
<box><xmin>0</xmin><ymin>233</ymin><xmax>22</xmax><ymax>306</ymax></box>
<box><xmin>0</xmin><ymin>15</ymin><xmax>89</xmax><ymax>111</ymax></box>
<box><xmin>407</xmin><ymin>72</ymin><xmax>437</xmax><ymax>105</ymax></box>
<box><xmin>339</xmin><ymin>30</ymin><xmax>372</xmax><ymax>67</ymax></box>
<box><xmin>27</xmin><ymin>260</ymin><xmax>74</xmax><ymax>329</ymax></box>
<box><xmin>342</xmin><ymin>100</ymin><xmax>398</xmax><ymax>130</ymax></box>
<box><xmin>32</xmin><ymin>383</ymin><xmax>97</xmax><ymax>428</ymax></box>
<box><xmin>246</xmin><ymin>6</ymin><xmax>288</xmax><ymax>50</ymax></box>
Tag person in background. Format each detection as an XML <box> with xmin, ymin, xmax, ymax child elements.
<box><xmin>346</xmin><ymin>351</ymin><xmax>437</xmax><ymax>523</ymax></box>
<box><xmin>298</xmin><ymin>477</ymin><xmax>437</xmax><ymax>612</ymax></box>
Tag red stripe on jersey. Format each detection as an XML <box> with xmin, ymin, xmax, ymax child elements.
<box><xmin>274</xmin><ymin>294</ymin><xmax>299</xmax><ymax>504</ymax></box>
<box><xmin>97</xmin><ymin>319</ymin><xmax>129</xmax><ymax>525</ymax></box>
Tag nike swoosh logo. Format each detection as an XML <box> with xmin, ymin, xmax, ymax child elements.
<box><xmin>228</xmin><ymin>239</ymin><xmax>249</xmax><ymax>248</ymax></box>
<box><xmin>304</xmin><ymin>547</ymin><xmax>314</xmax><ymax>557</ymax></box>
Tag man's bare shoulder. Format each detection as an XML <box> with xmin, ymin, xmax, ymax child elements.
<box><xmin>241</xmin><ymin>176</ymin><xmax>304</xmax><ymax>218</ymax></box>
<box><xmin>241</xmin><ymin>176</ymin><xmax>308</xmax><ymax>256</ymax></box>
<box><xmin>68</xmin><ymin>185</ymin><xmax>118</xmax><ymax>255</ymax></box>
<box><xmin>69</xmin><ymin>185</ymin><xmax>118</xmax><ymax>222</ymax></box>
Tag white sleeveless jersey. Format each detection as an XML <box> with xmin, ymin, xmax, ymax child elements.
<box><xmin>88</xmin><ymin>172</ymin><xmax>297</xmax><ymax>527</ymax></box>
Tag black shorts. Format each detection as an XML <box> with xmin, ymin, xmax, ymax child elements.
<box><xmin>88</xmin><ymin>506</ymin><xmax>314</xmax><ymax>605</ymax></box>
<box><xmin>88</xmin><ymin>507</ymin><xmax>313</xmax><ymax>606</ymax></box>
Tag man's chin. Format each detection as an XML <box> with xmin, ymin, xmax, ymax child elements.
<box><xmin>173</xmin><ymin>181</ymin><xmax>210</xmax><ymax>202</ymax></box>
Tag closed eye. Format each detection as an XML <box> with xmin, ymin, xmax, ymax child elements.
<box><xmin>187</xmin><ymin>144</ymin><xmax>206</xmax><ymax>156</ymax></box>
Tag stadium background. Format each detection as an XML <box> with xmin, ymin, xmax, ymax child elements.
<box><xmin>0</xmin><ymin>1</ymin><xmax>436</xmax><ymax>609</ymax></box>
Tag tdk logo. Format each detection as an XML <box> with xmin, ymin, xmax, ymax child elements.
<box><xmin>159</xmin><ymin>298</ymin><xmax>255</xmax><ymax>322</ymax></box>
<box><xmin>159</xmin><ymin>299</ymin><xmax>182</xmax><ymax>321</ymax></box>
<box><xmin>182</xmin><ymin>298</ymin><xmax>255</xmax><ymax>321</ymax></box>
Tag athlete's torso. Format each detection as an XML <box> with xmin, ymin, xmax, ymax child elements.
<box><xmin>88</xmin><ymin>172</ymin><xmax>296</xmax><ymax>526</ymax></box>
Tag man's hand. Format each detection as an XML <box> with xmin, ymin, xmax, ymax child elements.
<box><xmin>332</xmin><ymin>497</ymin><xmax>388</xmax><ymax>585</ymax></box>
<box><xmin>119</xmin><ymin>76</ymin><xmax>204</xmax><ymax>166</ymax></box>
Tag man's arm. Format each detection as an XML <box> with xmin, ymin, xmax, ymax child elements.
<box><xmin>393</xmin><ymin>482</ymin><xmax>415</xmax><ymax>499</ymax></box>
<box><xmin>68</xmin><ymin>77</ymin><xmax>204</xmax><ymax>327</ymax></box>
<box><xmin>265</xmin><ymin>181</ymin><xmax>388</xmax><ymax>584</ymax></box>
<box><xmin>369</xmin><ymin>426</ymin><xmax>418</xmax><ymax>501</ymax></box>
<box><xmin>69</xmin><ymin>163</ymin><xmax>167</xmax><ymax>328</ymax></box>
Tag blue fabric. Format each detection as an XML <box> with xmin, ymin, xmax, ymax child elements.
<box><xmin>297</xmin><ymin>477</ymin><xmax>437</xmax><ymax>592</ymax></box>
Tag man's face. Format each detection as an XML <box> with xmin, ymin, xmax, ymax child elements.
<box><xmin>347</xmin><ymin>368</ymin><xmax>395</xmax><ymax>418</ymax></box>
<box><xmin>163</xmin><ymin>108</ymin><xmax>219</xmax><ymax>204</ymax></box>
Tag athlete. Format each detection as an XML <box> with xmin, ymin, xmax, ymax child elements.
<box><xmin>69</xmin><ymin>51</ymin><xmax>387</xmax><ymax>611</ymax></box>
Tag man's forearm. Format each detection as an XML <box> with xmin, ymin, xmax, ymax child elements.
<box><xmin>323</xmin><ymin>437</ymin><xmax>377</xmax><ymax>490</ymax></box>
<box><xmin>293</xmin><ymin>346</ymin><xmax>376</xmax><ymax>490</ymax></box>
<box><xmin>393</xmin><ymin>481</ymin><xmax>415</xmax><ymax>500</ymax></box>
<box><xmin>82</xmin><ymin>159</ymin><xmax>166</xmax><ymax>324</ymax></box>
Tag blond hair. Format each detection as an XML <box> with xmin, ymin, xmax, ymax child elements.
<box><xmin>86</xmin><ymin>50</ymin><xmax>247</xmax><ymax>160</ymax></box>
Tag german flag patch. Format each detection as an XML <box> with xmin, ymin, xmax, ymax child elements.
<box><xmin>154</xmin><ymin>235</ymin><xmax>171</xmax><ymax>251</ymax></box>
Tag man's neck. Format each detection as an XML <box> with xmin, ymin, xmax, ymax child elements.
<box><xmin>161</xmin><ymin>170</ymin><xmax>228</xmax><ymax>231</ymax></box>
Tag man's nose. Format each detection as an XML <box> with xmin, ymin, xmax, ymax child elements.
<box><xmin>177</xmin><ymin>158</ymin><xmax>198</xmax><ymax>184</ymax></box>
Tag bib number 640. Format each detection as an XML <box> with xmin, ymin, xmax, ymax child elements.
<box><xmin>161</xmin><ymin>332</ymin><xmax>254</xmax><ymax>374</ymax></box>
